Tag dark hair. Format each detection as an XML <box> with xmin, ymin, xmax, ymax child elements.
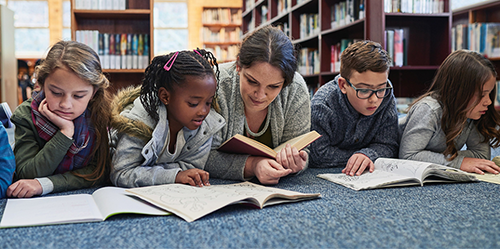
<box><xmin>36</xmin><ymin>40</ymin><xmax>111</xmax><ymax>182</ymax></box>
<box><xmin>140</xmin><ymin>48</ymin><xmax>219</xmax><ymax>122</ymax></box>
<box><xmin>237</xmin><ymin>25</ymin><xmax>297</xmax><ymax>87</ymax></box>
<box><xmin>411</xmin><ymin>49</ymin><xmax>500</xmax><ymax>160</ymax></box>
<box><xmin>340</xmin><ymin>40</ymin><xmax>391</xmax><ymax>80</ymax></box>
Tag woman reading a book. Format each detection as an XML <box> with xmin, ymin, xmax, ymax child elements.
<box><xmin>204</xmin><ymin>25</ymin><xmax>311</xmax><ymax>185</ymax></box>
<box><xmin>399</xmin><ymin>50</ymin><xmax>500</xmax><ymax>174</ymax></box>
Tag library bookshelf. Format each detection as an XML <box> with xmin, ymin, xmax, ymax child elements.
<box><xmin>452</xmin><ymin>0</ymin><xmax>500</xmax><ymax>78</ymax></box>
<box><xmin>242</xmin><ymin>0</ymin><xmax>451</xmax><ymax>98</ymax></box>
<box><xmin>202</xmin><ymin>7</ymin><xmax>242</xmax><ymax>63</ymax></box>
<box><xmin>71</xmin><ymin>0</ymin><xmax>153</xmax><ymax>93</ymax></box>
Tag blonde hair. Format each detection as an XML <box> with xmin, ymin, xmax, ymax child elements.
<box><xmin>36</xmin><ymin>40</ymin><xmax>112</xmax><ymax>182</ymax></box>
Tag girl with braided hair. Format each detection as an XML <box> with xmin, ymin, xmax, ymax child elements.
<box><xmin>110</xmin><ymin>49</ymin><xmax>225</xmax><ymax>187</ymax></box>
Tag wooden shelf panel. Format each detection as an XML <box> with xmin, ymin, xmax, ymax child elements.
<box><xmin>73</xmin><ymin>9</ymin><xmax>151</xmax><ymax>19</ymax></box>
<box><xmin>72</xmin><ymin>0</ymin><xmax>153</xmax><ymax>93</ymax></box>
<box><xmin>385</xmin><ymin>12</ymin><xmax>451</xmax><ymax>18</ymax></box>
<box><xmin>202</xmin><ymin>23</ymin><xmax>242</xmax><ymax>28</ymax></box>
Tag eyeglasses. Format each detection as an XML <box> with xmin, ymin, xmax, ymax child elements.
<box><xmin>344</xmin><ymin>77</ymin><xmax>393</xmax><ymax>99</ymax></box>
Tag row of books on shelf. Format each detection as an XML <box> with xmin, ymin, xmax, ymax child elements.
<box><xmin>74</xmin><ymin>0</ymin><xmax>127</xmax><ymax>10</ymax></box>
<box><xmin>276</xmin><ymin>23</ymin><xmax>290</xmax><ymax>37</ymax></box>
<box><xmin>75</xmin><ymin>30</ymin><xmax>150</xmax><ymax>70</ymax></box>
<box><xmin>330</xmin><ymin>39</ymin><xmax>361</xmax><ymax>73</ymax></box>
<box><xmin>298</xmin><ymin>48</ymin><xmax>320</xmax><ymax>76</ymax></box>
<box><xmin>202</xmin><ymin>8</ymin><xmax>242</xmax><ymax>25</ymax></box>
<box><xmin>452</xmin><ymin>23</ymin><xmax>500</xmax><ymax>59</ymax></box>
<box><xmin>205</xmin><ymin>45</ymin><xmax>238</xmax><ymax>63</ymax></box>
<box><xmin>202</xmin><ymin>27</ymin><xmax>241</xmax><ymax>43</ymax></box>
<box><xmin>331</xmin><ymin>0</ymin><xmax>365</xmax><ymax>29</ymax></box>
<box><xmin>300</xmin><ymin>13</ymin><xmax>319</xmax><ymax>39</ymax></box>
<box><xmin>384</xmin><ymin>0</ymin><xmax>445</xmax><ymax>14</ymax></box>
<box><xmin>261</xmin><ymin>5</ymin><xmax>269</xmax><ymax>26</ymax></box>
<box><xmin>385</xmin><ymin>29</ymin><xmax>406</xmax><ymax>67</ymax></box>
<box><xmin>277</xmin><ymin>0</ymin><xmax>292</xmax><ymax>15</ymax></box>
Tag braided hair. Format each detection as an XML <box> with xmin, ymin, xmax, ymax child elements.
<box><xmin>140</xmin><ymin>48</ymin><xmax>219</xmax><ymax>122</ymax></box>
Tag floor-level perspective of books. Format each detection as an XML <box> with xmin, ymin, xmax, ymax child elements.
<box><xmin>3</xmin><ymin>159</ymin><xmax>500</xmax><ymax>227</ymax></box>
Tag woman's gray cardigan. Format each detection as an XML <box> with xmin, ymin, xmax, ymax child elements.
<box><xmin>205</xmin><ymin>63</ymin><xmax>311</xmax><ymax>181</ymax></box>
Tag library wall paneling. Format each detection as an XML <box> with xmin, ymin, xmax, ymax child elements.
<box><xmin>243</xmin><ymin>0</ymin><xmax>452</xmax><ymax>99</ymax></box>
<box><xmin>71</xmin><ymin>0</ymin><xmax>153</xmax><ymax>93</ymax></box>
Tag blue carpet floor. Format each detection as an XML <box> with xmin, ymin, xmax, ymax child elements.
<box><xmin>0</xmin><ymin>167</ymin><xmax>499</xmax><ymax>248</ymax></box>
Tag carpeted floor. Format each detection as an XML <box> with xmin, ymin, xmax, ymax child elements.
<box><xmin>0</xmin><ymin>166</ymin><xmax>499</xmax><ymax>249</ymax></box>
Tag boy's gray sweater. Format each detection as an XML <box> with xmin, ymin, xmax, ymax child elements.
<box><xmin>309</xmin><ymin>75</ymin><xmax>399</xmax><ymax>167</ymax></box>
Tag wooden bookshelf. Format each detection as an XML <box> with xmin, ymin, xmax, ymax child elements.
<box><xmin>202</xmin><ymin>7</ymin><xmax>242</xmax><ymax>63</ymax></box>
<box><xmin>452</xmin><ymin>0</ymin><xmax>500</xmax><ymax>78</ymax></box>
<box><xmin>71</xmin><ymin>0</ymin><xmax>153</xmax><ymax>93</ymax></box>
<box><xmin>242</xmin><ymin>0</ymin><xmax>451</xmax><ymax>98</ymax></box>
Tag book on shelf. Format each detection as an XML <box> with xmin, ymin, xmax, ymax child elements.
<box><xmin>126</xmin><ymin>182</ymin><xmax>321</xmax><ymax>222</ymax></box>
<box><xmin>385</xmin><ymin>30</ymin><xmax>394</xmax><ymax>66</ymax></box>
<box><xmin>202</xmin><ymin>8</ymin><xmax>242</xmax><ymax>25</ymax></box>
<box><xmin>74</xmin><ymin>0</ymin><xmax>127</xmax><ymax>10</ymax></box>
<box><xmin>202</xmin><ymin>27</ymin><xmax>241</xmax><ymax>43</ymax></box>
<box><xmin>0</xmin><ymin>187</ymin><xmax>170</xmax><ymax>228</ymax></box>
<box><xmin>277</xmin><ymin>0</ymin><xmax>292</xmax><ymax>15</ymax></box>
<box><xmin>385</xmin><ymin>0</ymin><xmax>444</xmax><ymax>14</ymax></box>
<box><xmin>76</xmin><ymin>31</ymin><xmax>150</xmax><ymax>70</ymax></box>
<box><xmin>330</xmin><ymin>39</ymin><xmax>361</xmax><ymax>73</ymax></box>
<box><xmin>298</xmin><ymin>48</ymin><xmax>320</xmax><ymax>75</ymax></box>
<box><xmin>276</xmin><ymin>22</ymin><xmax>290</xmax><ymax>37</ymax></box>
<box><xmin>393</xmin><ymin>29</ymin><xmax>404</xmax><ymax>67</ymax></box>
<box><xmin>299</xmin><ymin>13</ymin><xmax>319</xmax><ymax>39</ymax></box>
<box><xmin>217</xmin><ymin>131</ymin><xmax>321</xmax><ymax>159</ymax></box>
<box><xmin>261</xmin><ymin>5</ymin><xmax>268</xmax><ymax>24</ymax></box>
<box><xmin>452</xmin><ymin>23</ymin><xmax>500</xmax><ymax>59</ymax></box>
<box><xmin>331</xmin><ymin>0</ymin><xmax>365</xmax><ymax>29</ymax></box>
<box><xmin>385</xmin><ymin>29</ymin><xmax>406</xmax><ymax>66</ymax></box>
<box><xmin>317</xmin><ymin>158</ymin><xmax>478</xmax><ymax>191</ymax></box>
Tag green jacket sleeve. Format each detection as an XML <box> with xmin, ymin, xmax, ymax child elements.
<box><xmin>11</xmin><ymin>100</ymin><xmax>104</xmax><ymax>193</ymax></box>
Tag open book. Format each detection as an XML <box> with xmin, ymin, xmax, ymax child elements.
<box><xmin>126</xmin><ymin>181</ymin><xmax>320</xmax><ymax>222</ymax></box>
<box><xmin>317</xmin><ymin>158</ymin><xmax>478</xmax><ymax>191</ymax></box>
<box><xmin>217</xmin><ymin>130</ymin><xmax>321</xmax><ymax>158</ymax></box>
<box><xmin>0</xmin><ymin>187</ymin><xmax>170</xmax><ymax>228</ymax></box>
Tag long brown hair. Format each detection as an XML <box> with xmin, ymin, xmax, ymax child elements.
<box><xmin>411</xmin><ymin>50</ymin><xmax>500</xmax><ymax>160</ymax></box>
<box><xmin>36</xmin><ymin>40</ymin><xmax>111</xmax><ymax>182</ymax></box>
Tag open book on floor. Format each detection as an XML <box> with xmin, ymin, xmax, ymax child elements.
<box><xmin>0</xmin><ymin>187</ymin><xmax>170</xmax><ymax>228</ymax></box>
<box><xmin>217</xmin><ymin>130</ymin><xmax>321</xmax><ymax>159</ymax></box>
<box><xmin>126</xmin><ymin>181</ymin><xmax>321</xmax><ymax>222</ymax></box>
<box><xmin>317</xmin><ymin>158</ymin><xmax>478</xmax><ymax>191</ymax></box>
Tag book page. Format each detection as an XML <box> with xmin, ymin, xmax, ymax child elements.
<box><xmin>92</xmin><ymin>187</ymin><xmax>170</xmax><ymax>220</ymax></box>
<box><xmin>0</xmin><ymin>194</ymin><xmax>102</xmax><ymax>228</ymax></box>
<box><xmin>467</xmin><ymin>172</ymin><xmax>500</xmax><ymax>184</ymax></box>
<box><xmin>318</xmin><ymin>170</ymin><xmax>420</xmax><ymax>191</ymax></box>
<box><xmin>126</xmin><ymin>182</ymin><xmax>319</xmax><ymax>222</ymax></box>
<box><xmin>374</xmin><ymin>158</ymin><xmax>432</xmax><ymax>179</ymax></box>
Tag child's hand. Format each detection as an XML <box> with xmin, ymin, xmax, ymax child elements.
<box><xmin>342</xmin><ymin>153</ymin><xmax>374</xmax><ymax>176</ymax></box>
<box><xmin>6</xmin><ymin>179</ymin><xmax>43</xmax><ymax>198</ymax></box>
<box><xmin>461</xmin><ymin>157</ymin><xmax>500</xmax><ymax>174</ymax></box>
<box><xmin>175</xmin><ymin>169</ymin><xmax>210</xmax><ymax>187</ymax></box>
<box><xmin>275</xmin><ymin>144</ymin><xmax>308</xmax><ymax>173</ymax></box>
<box><xmin>39</xmin><ymin>99</ymin><xmax>75</xmax><ymax>138</ymax></box>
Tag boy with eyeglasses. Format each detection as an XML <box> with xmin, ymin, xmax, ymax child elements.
<box><xmin>309</xmin><ymin>40</ymin><xmax>399</xmax><ymax>176</ymax></box>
